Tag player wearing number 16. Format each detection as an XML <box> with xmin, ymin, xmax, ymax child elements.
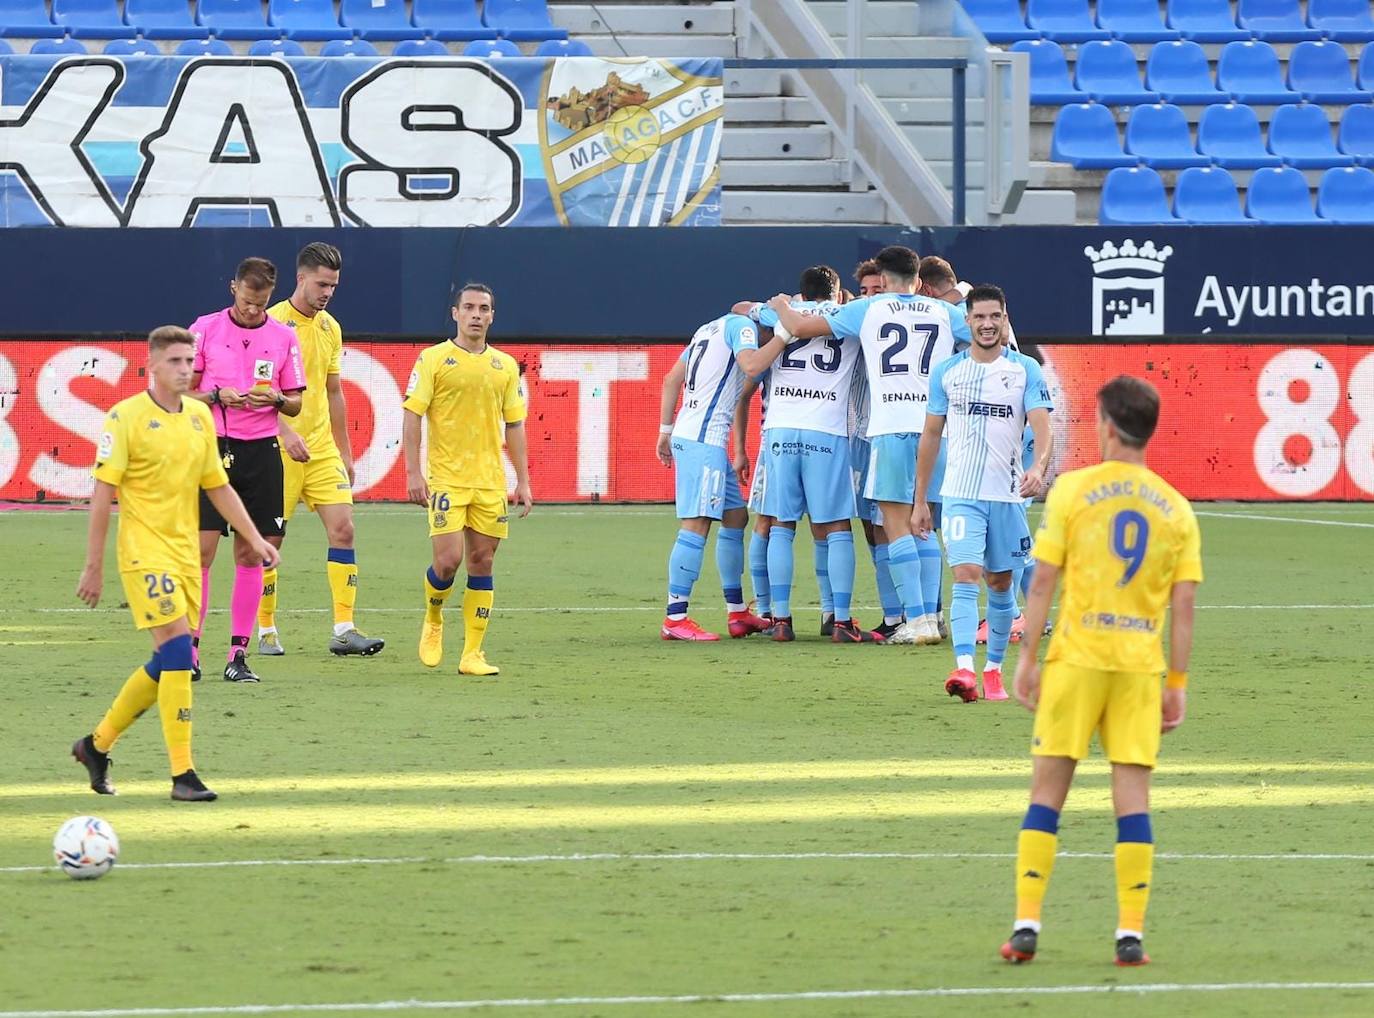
<box><xmin>72</xmin><ymin>327</ymin><xmax>281</xmax><ymax>803</ymax></box>
<box><xmin>999</xmin><ymin>374</ymin><xmax>1201</xmax><ymax>968</ymax></box>
<box><xmin>403</xmin><ymin>283</ymin><xmax>533</xmax><ymax>677</ymax></box>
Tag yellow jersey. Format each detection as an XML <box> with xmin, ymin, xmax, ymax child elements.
<box><xmin>1034</xmin><ymin>460</ymin><xmax>1202</xmax><ymax>674</ymax></box>
<box><xmin>268</xmin><ymin>299</ymin><xmax>342</xmax><ymax>454</ymax></box>
<box><xmin>402</xmin><ymin>340</ymin><xmax>526</xmax><ymax>492</ymax></box>
<box><xmin>93</xmin><ymin>392</ymin><xmax>229</xmax><ymax>576</ymax></box>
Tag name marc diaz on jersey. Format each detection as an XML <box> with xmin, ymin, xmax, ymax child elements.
<box><xmin>773</xmin><ymin>385</ymin><xmax>838</xmax><ymax>400</ymax></box>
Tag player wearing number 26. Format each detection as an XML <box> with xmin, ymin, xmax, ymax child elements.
<box><xmin>72</xmin><ymin>327</ymin><xmax>280</xmax><ymax>803</ymax></box>
<box><xmin>1000</xmin><ymin>374</ymin><xmax>1202</xmax><ymax>969</ymax></box>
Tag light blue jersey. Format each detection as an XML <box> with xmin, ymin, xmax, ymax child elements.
<box><xmin>753</xmin><ymin>300</ymin><xmax>856</xmax><ymax>436</ymax></box>
<box><xmin>671</xmin><ymin>314</ymin><xmax>758</xmax><ymax>448</ymax></box>
<box><xmin>928</xmin><ymin>349</ymin><xmax>1053</xmax><ymax>503</ymax></box>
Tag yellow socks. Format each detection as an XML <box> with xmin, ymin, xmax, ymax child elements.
<box><xmin>425</xmin><ymin>566</ymin><xmax>454</xmax><ymax>624</ymax></box>
<box><xmin>327</xmin><ymin>548</ymin><xmax>358</xmax><ymax>628</ymax></box>
<box><xmin>1115</xmin><ymin>814</ymin><xmax>1155</xmax><ymax>936</ymax></box>
<box><xmin>258</xmin><ymin>567</ymin><xmax>278</xmax><ymax>631</ymax></box>
<box><xmin>462</xmin><ymin>576</ymin><xmax>494</xmax><ymax>657</ymax></box>
<box><xmin>93</xmin><ymin>660</ymin><xmax>160</xmax><ymax>753</ymax></box>
<box><xmin>1014</xmin><ymin>804</ymin><xmax>1060</xmax><ymax>928</ymax></box>
<box><xmin>157</xmin><ymin>634</ymin><xmax>196</xmax><ymax>776</ymax></box>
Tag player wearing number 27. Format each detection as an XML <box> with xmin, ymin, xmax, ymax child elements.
<box><xmin>73</xmin><ymin>327</ymin><xmax>280</xmax><ymax>803</ymax></box>
<box><xmin>403</xmin><ymin>283</ymin><xmax>533</xmax><ymax>677</ymax></box>
<box><xmin>1000</xmin><ymin>374</ymin><xmax>1201</xmax><ymax>969</ymax></box>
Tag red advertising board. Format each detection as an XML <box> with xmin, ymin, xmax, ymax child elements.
<box><xmin>1</xmin><ymin>340</ymin><xmax>1370</xmax><ymax>503</ymax></box>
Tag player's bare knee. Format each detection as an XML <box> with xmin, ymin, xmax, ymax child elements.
<box><xmin>952</xmin><ymin>564</ymin><xmax>982</xmax><ymax>584</ymax></box>
<box><xmin>986</xmin><ymin>571</ymin><xmax>1014</xmax><ymax>592</ymax></box>
<box><xmin>681</xmin><ymin>517</ymin><xmax>712</xmax><ymax>537</ymax></box>
<box><xmin>327</xmin><ymin>518</ymin><xmax>355</xmax><ymax>548</ymax></box>
<box><xmin>431</xmin><ymin>556</ymin><xmax>461</xmax><ymax>582</ymax></box>
<box><xmin>722</xmin><ymin>507</ymin><xmax>748</xmax><ymax>530</ymax></box>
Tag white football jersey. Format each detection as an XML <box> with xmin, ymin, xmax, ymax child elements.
<box><xmin>826</xmin><ymin>293</ymin><xmax>956</xmax><ymax>438</ymax></box>
<box><xmin>755</xmin><ymin>300</ymin><xmax>858</xmax><ymax>437</ymax></box>
<box><xmin>928</xmin><ymin>350</ymin><xmax>1053</xmax><ymax>503</ymax></box>
<box><xmin>671</xmin><ymin>314</ymin><xmax>757</xmax><ymax>448</ymax></box>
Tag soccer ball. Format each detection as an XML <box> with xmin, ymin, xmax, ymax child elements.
<box><xmin>52</xmin><ymin>816</ymin><xmax>119</xmax><ymax>880</ymax></box>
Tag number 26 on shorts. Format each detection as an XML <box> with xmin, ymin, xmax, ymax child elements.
<box><xmin>143</xmin><ymin>573</ymin><xmax>175</xmax><ymax>598</ymax></box>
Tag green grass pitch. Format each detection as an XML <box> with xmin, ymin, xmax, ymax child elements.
<box><xmin>1</xmin><ymin>502</ymin><xmax>1373</xmax><ymax>1017</ymax></box>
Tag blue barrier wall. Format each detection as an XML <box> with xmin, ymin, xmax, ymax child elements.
<box><xmin>2</xmin><ymin>227</ymin><xmax>1372</xmax><ymax>338</ymax></box>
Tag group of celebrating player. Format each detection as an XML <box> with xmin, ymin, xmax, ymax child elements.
<box><xmin>657</xmin><ymin>245</ymin><xmax>1053</xmax><ymax>703</ymax></box>
<box><xmin>71</xmin><ymin>244</ymin><xmax>529</xmax><ymax>802</ymax></box>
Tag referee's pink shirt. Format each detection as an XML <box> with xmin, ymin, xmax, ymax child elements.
<box><xmin>190</xmin><ymin>308</ymin><xmax>305</xmax><ymax>441</ymax></box>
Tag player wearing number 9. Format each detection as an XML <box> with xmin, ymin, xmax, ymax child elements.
<box><xmin>73</xmin><ymin>326</ymin><xmax>280</xmax><ymax>803</ymax></box>
<box><xmin>999</xmin><ymin>375</ymin><xmax>1202</xmax><ymax>969</ymax></box>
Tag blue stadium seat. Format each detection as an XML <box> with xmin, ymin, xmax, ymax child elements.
<box><xmin>483</xmin><ymin>0</ymin><xmax>566</xmax><ymax>41</ymax></box>
<box><xmin>198</xmin><ymin>0</ymin><xmax>279</xmax><ymax>40</ymax></box>
<box><xmin>0</xmin><ymin>39</ymin><xmax>11</xmax><ymax>52</ymax></box>
<box><xmin>1237</xmin><ymin>0</ymin><xmax>1323</xmax><ymax>41</ymax></box>
<box><xmin>1198</xmin><ymin>102</ymin><xmax>1284</xmax><ymax>166</ymax></box>
<box><xmin>1308</xmin><ymin>0</ymin><xmax>1374</xmax><ymax>41</ymax></box>
<box><xmin>1165</xmin><ymin>0</ymin><xmax>1250</xmax><ymax>41</ymax></box>
<box><xmin>320</xmin><ymin>38</ymin><xmax>380</xmax><ymax>56</ymax></box>
<box><xmin>1246</xmin><ymin>165</ymin><xmax>1320</xmax><ymax>221</ymax></box>
<box><xmin>52</xmin><ymin>0</ymin><xmax>138</xmax><ymax>38</ymax></box>
<box><xmin>1097</xmin><ymin>0</ymin><xmax>1181</xmax><ymax>42</ymax></box>
<box><xmin>104</xmin><ymin>37</ymin><xmax>161</xmax><ymax>53</ymax></box>
<box><xmin>1288</xmin><ymin>40</ymin><xmax>1373</xmax><ymax>102</ymax></box>
<box><xmin>1075</xmin><ymin>39</ymin><xmax>1160</xmax><ymax>103</ymax></box>
<box><xmin>124</xmin><ymin>0</ymin><xmax>209</xmax><ymax>39</ymax></box>
<box><xmin>0</xmin><ymin>0</ymin><xmax>64</xmax><ymax>38</ymax></box>
<box><xmin>1026</xmin><ymin>0</ymin><xmax>1111</xmax><ymax>42</ymax></box>
<box><xmin>249</xmin><ymin>37</ymin><xmax>305</xmax><ymax>55</ymax></box>
<box><xmin>31</xmin><ymin>37</ymin><xmax>90</xmax><ymax>52</ymax></box>
<box><xmin>1146</xmin><ymin>39</ymin><xmax>1230</xmax><ymax>103</ymax></box>
<box><xmin>269</xmin><ymin>0</ymin><xmax>352</xmax><ymax>40</ymax></box>
<box><xmin>1338</xmin><ymin>103</ymin><xmax>1374</xmax><ymax>165</ymax></box>
<box><xmin>411</xmin><ymin>0</ymin><xmax>497</xmax><ymax>40</ymax></box>
<box><xmin>1125</xmin><ymin>102</ymin><xmax>1212</xmax><ymax>167</ymax></box>
<box><xmin>463</xmin><ymin>38</ymin><xmax>521</xmax><ymax>56</ymax></box>
<box><xmin>961</xmin><ymin>0</ymin><xmax>1039</xmax><ymax>42</ymax></box>
<box><xmin>1050</xmin><ymin>102</ymin><xmax>1138</xmax><ymax>167</ymax></box>
<box><xmin>1316</xmin><ymin>165</ymin><xmax>1374</xmax><ymax>220</ymax></box>
<box><xmin>535</xmin><ymin>38</ymin><xmax>593</xmax><ymax>56</ymax></box>
<box><xmin>1268</xmin><ymin>103</ymin><xmax>1357</xmax><ymax>166</ymax></box>
<box><xmin>1217</xmin><ymin>40</ymin><xmax>1302</xmax><ymax>102</ymax></box>
<box><xmin>1173</xmin><ymin>166</ymin><xmax>1254</xmax><ymax>221</ymax></box>
<box><xmin>394</xmin><ymin>38</ymin><xmax>450</xmax><ymax>56</ymax></box>
<box><xmin>176</xmin><ymin>37</ymin><xmax>232</xmax><ymax>54</ymax></box>
<box><xmin>1360</xmin><ymin>42</ymin><xmax>1374</xmax><ymax>88</ymax></box>
<box><xmin>1099</xmin><ymin>166</ymin><xmax>1178</xmax><ymax>223</ymax></box>
<box><xmin>1010</xmin><ymin>39</ymin><xmax>1085</xmax><ymax>103</ymax></box>
<box><xmin>339</xmin><ymin>0</ymin><xmax>422</xmax><ymax>40</ymax></box>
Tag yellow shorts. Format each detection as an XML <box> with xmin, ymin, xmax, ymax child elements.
<box><xmin>281</xmin><ymin>447</ymin><xmax>353</xmax><ymax>521</ymax></box>
<box><xmin>119</xmin><ymin>568</ymin><xmax>200</xmax><ymax>631</ymax></box>
<box><xmin>428</xmin><ymin>487</ymin><xmax>509</xmax><ymax>539</ymax></box>
<box><xmin>1031</xmin><ymin>661</ymin><xmax>1161</xmax><ymax>768</ymax></box>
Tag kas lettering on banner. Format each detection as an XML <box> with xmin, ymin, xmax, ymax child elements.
<box><xmin>0</xmin><ymin>55</ymin><xmax>722</xmax><ymax>228</ymax></box>
<box><xmin>2</xmin><ymin>340</ymin><xmax>1370</xmax><ymax>503</ymax></box>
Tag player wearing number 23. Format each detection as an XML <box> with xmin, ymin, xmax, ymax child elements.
<box><xmin>999</xmin><ymin>374</ymin><xmax>1202</xmax><ymax>969</ymax></box>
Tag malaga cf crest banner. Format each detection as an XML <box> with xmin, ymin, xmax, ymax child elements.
<box><xmin>0</xmin><ymin>54</ymin><xmax>723</xmax><ymax>228</ymax></box>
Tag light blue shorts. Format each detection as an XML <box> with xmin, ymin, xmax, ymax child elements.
<box><xmin>673</xmin><ymin>438</ymin><xmax>744</xmax><ymax>520</ymax></box>
<box><xmin>942</xmin><ymin>498</ymin><xmax>1032</xmax><ymax>574</ymax></box>
<box><xmin>748</xmin><ymin>455</ymin><xmax>768</xmax><ymax>513</ymax></box>
<box><xmin>865</xmin><ymin>432</ymin><xmax>914</xmax><ymax>506</ymax></box>
<box><xmin>760</xmin><ymin>428</ymin><xmax>855</xmax><ymax>524</ymax></box>
<box><xmin>851</xmin><ymin>435</ymin><xmax>875</xmax><ymax>522</ymax></box>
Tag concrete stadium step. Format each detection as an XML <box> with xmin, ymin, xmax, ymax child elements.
<box><xmin>721</xmin><ymin>126</ymin><xmax>836</xmax><ymax>160</ymax></box>
<box><xmin>883</xmin><ymin>97</ymin><xmax>986</xmax><ymax>127</ymax></box>
<box><xmin>722</xmin><ymin>159</ymin><xmax>853</xmax><ymax>187</ymax></box>
<box><xmin>804</xmin><ymin>1</ymin><xmax>922</xmax><ymax>37</ymax></box>
<box><xmin>725</xmin><ymin>68</ymin><xmax>787</xmax><ymax>97</ymax></box>
<box><xmin>723</xmin><ymin>189</ymin><xmax>891</xmax><ymax>225</ymax></box>
<box><xmin>725</xmin><ymin>96</ymin><xmax>825</xmax><ymax>124</ymax></box>
<box><xmin>901</xmin><ymin>125</ymin><xmax>987</xmax><ymax>162</ymax></box>
<box><xmin>577</xmin><ymin>34</ymin><xmax>737</xmax><ymax>58</ymax></box>
<box><xmin>550</xmin><ymin>3</ymin><xmax>737</xmax><ymax>37</ymax></box>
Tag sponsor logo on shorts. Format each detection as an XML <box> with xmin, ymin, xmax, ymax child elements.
<box><xmin>433</xmin><ymin>511</ymin><xmax>448</xmax><ymax>529</ymax></box>
<box><xmin>157</xmin><ymin>597</ymin><xmax>176</xmax><ymax>616</ymax></box>
<box><xmin>497</xmin><ymin>515</ymin><xmax>509</xmax><ymax>524</ymax></box>
<box><xmin>774</xmin><ymin>440</ymin><xmax>830</xmax><ymax>457</ymax></box>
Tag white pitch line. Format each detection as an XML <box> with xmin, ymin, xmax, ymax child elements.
<box><xmin>5</xmin><ymin>981</ymin><xmax>1374</xmax><ymax>1016</ymax></box>
<box><xmin>1195</xmin><ymin>510</ymin><xmax>1374</xmax><ymax>529</ymax></box>
<box><xmin>5</xmin><ymin>848</ymin><xmax>1373</xmax><ymax>876</ymax></box>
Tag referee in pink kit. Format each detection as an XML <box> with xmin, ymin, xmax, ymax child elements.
<box><xmin>189</xmin><ymin>257</ymin><xmax>306</xmax><ymax>683</ymax></box>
